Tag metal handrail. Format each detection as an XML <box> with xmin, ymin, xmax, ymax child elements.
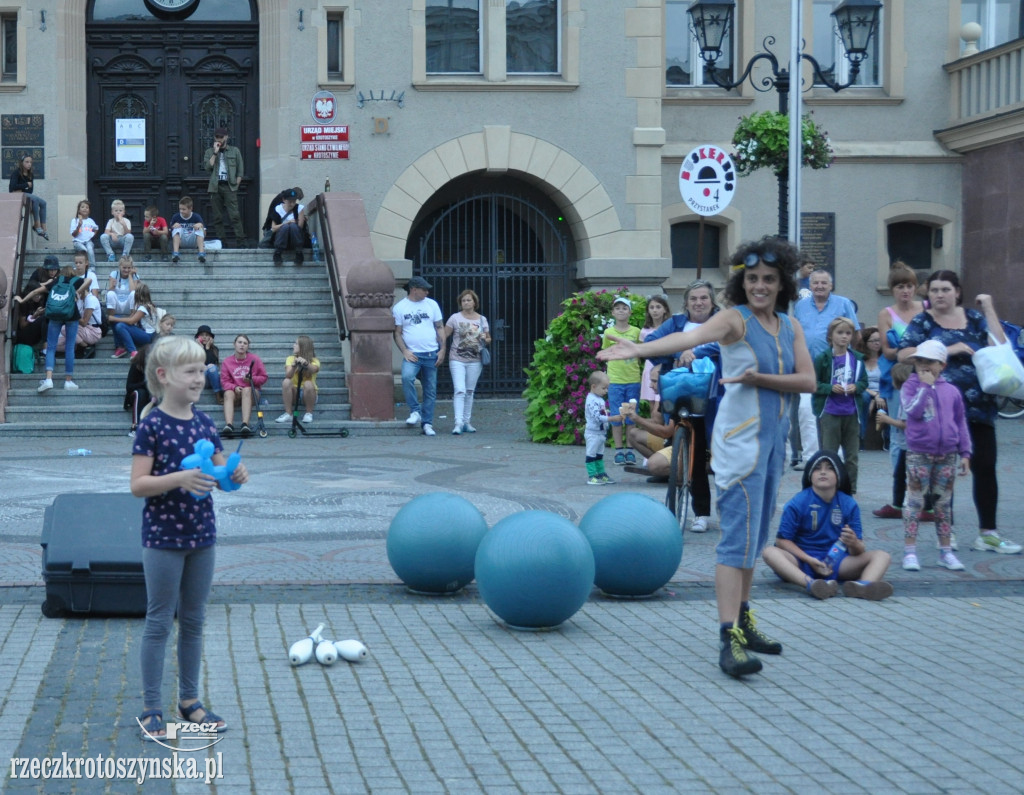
<box><xmin>306</xmin><ymin>194</ymin><xmax>349</xmax><ymax>343</ymax></box>
<box><xmin>2</xmin><ymin>193</ymin><xmax>35</xmax><ymax>420</ymax></box>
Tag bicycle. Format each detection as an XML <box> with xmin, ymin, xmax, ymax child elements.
<box><xmin>658</xmin><ymin>367</ymin><xmax>715</xmax><ymax>531</ymax></box>
<box><xmin>996</xmin><ymin>320</ymin><xmax>1024</xmax><ymax>419</ymax></box>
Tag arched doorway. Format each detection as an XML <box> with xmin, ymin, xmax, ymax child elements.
<box><xmin>85</xmin><ymin>0</ymin><xmax>259</xmax><ymax>242</ymax></box>
<box><xmin>408</xmin><ymin>177</ymin><xmax>575</xmax><ymax>394</ymax></box>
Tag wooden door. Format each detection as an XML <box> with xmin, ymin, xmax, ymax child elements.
<box><xmin>85</xmin><ymin>20</ymin><xmax>259</xmax><ymax>244</ymax></box>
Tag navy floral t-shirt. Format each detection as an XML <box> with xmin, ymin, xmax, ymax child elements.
<box><xmin>132</xmin><ymin>407</ymin><xmax>222</xmax><ymax>549</ymax></box>
<box><xmin>899</xmin><ymin>308</ymin><xmax>996</xmax><ymax>426</ymax></box>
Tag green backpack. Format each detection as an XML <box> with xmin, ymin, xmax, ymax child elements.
<box><xmin>45</xmin><ymin>276</ymin><xmax>77</xmax><ymax>322</ymax></box>
<box><xmin>12</xmin><ymin>344</ymin><xmax>35</xmax><ymax>374</ymax></box>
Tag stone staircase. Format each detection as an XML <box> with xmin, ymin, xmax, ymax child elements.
<box><xmin>3</xmin><ymin>248</ymin><xmax>351</xmax><ymax>438</ymax></box>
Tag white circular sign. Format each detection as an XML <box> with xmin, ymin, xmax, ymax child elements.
<box><xmin>679</xmin><ymin>145</ymin><xmax>736</xmax><ymax>216</ymax></box>
<box><xmin>311</xmin><ymin>91</ymin><xmax>338</xmax><ymax>124</ymax></box>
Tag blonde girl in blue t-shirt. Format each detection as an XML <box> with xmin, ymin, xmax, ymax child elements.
<box><xmin>130</xmin><ymin>335</ymin><xmax>249</xmax><ymax>741</ymax></box>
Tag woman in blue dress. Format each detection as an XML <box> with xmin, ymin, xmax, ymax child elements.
<box><xmin>598</xmin><ymin>237</ymin><xmax>815</xmax><ymax>678</ymax></box>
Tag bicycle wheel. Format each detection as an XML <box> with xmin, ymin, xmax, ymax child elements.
<box><xmin>667</xmin><ymin>425</ymin><xmax>692</xmax><ymax>532</ymax></box>
<box><xmin>997</xmin><ymin>396</ymin><xmax>1024</xmax><ymax>419</ymax></box>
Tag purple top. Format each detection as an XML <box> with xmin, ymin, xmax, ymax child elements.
<box><xmin>901</xmin><ymin>373</ymin><xmax>973</xmax><ymax>458</ymax></box>
<box><xmin>824</xmin><ymin>352</ymin><xmax>858</xmax><ymax>416</ymax></box>
<box><xmin>132</xmin><ymin>407</ymin><xmax>222</xmax><ymax>549</ymax></box>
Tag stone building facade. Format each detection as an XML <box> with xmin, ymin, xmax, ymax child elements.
<box><xmin>3</xmin><ymin>1</ymin><xmax>1021</xmax><ymax>387</ymax></box>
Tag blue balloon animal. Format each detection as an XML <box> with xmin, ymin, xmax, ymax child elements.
<box><xmin>180</xmin><ymin>440</ymin><xmax>243</xmax><ymax>499</ymax></box>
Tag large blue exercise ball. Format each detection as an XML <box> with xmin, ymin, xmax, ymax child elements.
<box><xmin>475</xmin><ymin>510</ymin><xmax>595</xmax><ymax>629</ymax></box>
<box><xmin>386</xmin><ymin>493</ymin><xmax>489</xmax><ymax>594</ymax></box>
<box><xmin>578</xmin><ymin>493</ymin><xmax>683</xmax><ymax>597</ymax></box>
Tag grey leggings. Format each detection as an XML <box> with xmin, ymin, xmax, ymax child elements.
<box><xmin>140</xmin><ymin>544</ymin><xmax>215</xmax><ymax>708</ymax></box>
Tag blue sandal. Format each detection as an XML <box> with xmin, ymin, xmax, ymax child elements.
<box><xmin>139</xmin><ymin>709</ymin><xmax>166</xmax><ymax>742</ymax></box>
<box><xmin>178</xmin><ymin>700</ymin><xmax>228</xmax><ymax>732</ymax></box>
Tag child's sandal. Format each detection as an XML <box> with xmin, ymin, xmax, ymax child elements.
<box><xmin>178</xmin><ymin>700</ymin><xmax>228</xmax><ymax>732</ymax></box>
<box><xmin>139</xmin><ymin>709</ymin><xmax>166</xmax><ymax>742</ymax></box>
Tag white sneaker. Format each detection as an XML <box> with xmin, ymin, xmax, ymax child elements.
<box><xmin>275</xmin><ymin>413</ymin><xmax>290</xmax><ymax>423</ymax></box>
<box><xmin>405</xmin><ymin>410</ymin><xmax>421</xmax><ymax>426</ymax></box>
<box><xmin>302</xmin><ymin>413</ymin><xmax>313</xmax><ymax>424</ymax></box>
<box><xmin>690</xmin><ymin>516</ymin><xmax>710</xmax><ymax>533</ymax></box>
<box><xmin>422</xmin><ymin>423</ymin><xmax>436</xmax><ymax>436</ymax></box>
<box><xmin>938</xmin><ymin>551</ymin><xmax>965</xmax><ymax>571</ymax></box>
<box><xmin>902</xmin><ymin>553</ymin><xmax>920</xmax><ymax>571</ymax></box>
<box><xmin>37</xmin><ymin>378</ymin><xmax>53</xmax><ymax>393</ymax></box>
<box><xmin>972</xmin><ymin>533</ymin><xmax>1023</xmax><ymax>555</ymax></box>
<box><xmin>63</xmin><ymin>381</ymin><xmax>79</xmax><ymax>390</ymax></box>
<box><xmin>452</xmin><ymin>425</ymin><xmax>462</xmax><ymax>435</ymax></box>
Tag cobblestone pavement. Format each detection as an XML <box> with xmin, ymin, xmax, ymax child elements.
<box><xmin>2</xmin><ymin>401</ymin><xmax>1023</xmax><ymax>792</ymax></box>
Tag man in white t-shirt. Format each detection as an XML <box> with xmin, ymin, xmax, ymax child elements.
<box><xmin>392</xmin><ymin>276</ymin><xmax>445</xmax><ymax>436</ymax></box>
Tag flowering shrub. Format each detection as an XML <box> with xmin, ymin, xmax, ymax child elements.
<box><xmin>524</xmin><ymin>288</ymin><xmax>648</xmax><ymax>445</ymax></box>
<box><xmin>732</xmin><ymin>110</ymin><xmax>834</xmax><ymax>177</ymax></box>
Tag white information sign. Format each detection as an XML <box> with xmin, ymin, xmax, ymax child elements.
<box><xmin>115</xmin><ymin>119</ymin><xmax>146</xmax><ymax>163</ymax></box>
<box><xmin>678</xmin><ymin>145</ymin><xmax>736</xmax><ymax>216</ymax></box>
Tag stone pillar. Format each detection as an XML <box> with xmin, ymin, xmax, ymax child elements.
<box><xmin>318</xmin><ymin>192</ymin><xmax>396</xmax><ymax>421</ymax></box>
<box><xmin>344</xmin><ymin>260</ymin><xmax>397</xmax><ymax>421</ymax></box>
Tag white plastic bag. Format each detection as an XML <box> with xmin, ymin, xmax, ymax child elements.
<box><xmin>973</xmin><ymin>336</ymin><xmax>1024</xmax><ymax>399</ymax></box>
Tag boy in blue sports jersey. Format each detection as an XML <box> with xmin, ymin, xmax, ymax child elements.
<box><xmin>763</xmin><ymin>450</ymin><xmax>894</xmax><ymax>601</ymax></box>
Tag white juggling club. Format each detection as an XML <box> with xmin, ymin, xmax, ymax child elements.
<box><xmin>333</xmin><ymin>639</ymin><xmax>368</xmax><ymax>662</ymax></box>
<box><xmin>288</xmin><ymin>623</ymin><xmax>325</xmax><ymax>666</ymax></box>
<box><xmin>315</xmin><ymin>639</ymin><xmax>338</xmax><ymax>666</ymax></box>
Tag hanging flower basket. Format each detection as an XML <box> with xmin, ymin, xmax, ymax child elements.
<box><xmin>731</xmin><ymin>110</ymin><xmax>834</xmax><ymax>177</ymax></box>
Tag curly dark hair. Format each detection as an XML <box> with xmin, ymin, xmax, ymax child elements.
<box><xmin>723</xmin><ymin>237</ymin><xmax>801</xmax><ymax>311</ymax></box>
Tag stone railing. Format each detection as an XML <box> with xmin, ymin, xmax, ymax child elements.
<box><xmin>942</xmin><ymin>36</ymin><xmax>1024</xmax><ymax>151</ymax></box>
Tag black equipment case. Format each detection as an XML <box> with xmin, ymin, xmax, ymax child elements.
<box><xmin>40</xmin><ymin>493</ymin><xmax>147</xmax><ymax>618</ymax></box>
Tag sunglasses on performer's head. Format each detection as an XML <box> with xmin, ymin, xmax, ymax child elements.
<box><xmin>742</xmin><ymin>250</ymin><xmax>779</xmax><ymax>269</ymax></box>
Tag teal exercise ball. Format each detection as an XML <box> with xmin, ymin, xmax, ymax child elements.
<box><xmin>386</xmin><ymin>493</ymin><xmax>489</xmax><ymax>594</ymax></box>
<box><xmin>578</xmin><ymin>493</ymin><xmax>683</xmax><ymax>597</ymax></box>
<box><xmin>475</xmin><ymin>510</ymin><xmax>595</xmax><ymax>629</ymax></box>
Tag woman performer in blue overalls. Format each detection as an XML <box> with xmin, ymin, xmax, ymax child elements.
<box><xmin>599</xmin><ymin>237</ymin><xmax>815</xmax><ymax>678</ymax></box>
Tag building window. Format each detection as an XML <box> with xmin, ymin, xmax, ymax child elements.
<box><xmin>415</xmin><ymin>0</ymin><xmax>574</xmax><ymax>86</ymax></box>
<box><xmin>812</xmin><ymin>0</ymin><xmax>881</xmax><ymax>87</ymax></box>
<box><xmin>962</xmin><ymin>0</ymin><xmax>1024</xmax><ymax>50</ymax></box>
<box><xmin>327</xmin><ymin>12</ymin><xmax>344</xmax><ymax>80</ymax></box>
<box><xmin>2</xmin><ymin>13</ymin><xmax>16</xmax><ymax>83</ymax></box>
<box><xmin>320</xmin><ymin>6</ymin><xmax>355</xmax><ymax>87</ymax></box>
<box><xmin>671</xmin><ymin>221</ymin><xmax>721</xmax><ymax>271</ymax></box>
<box><xmin>887</xmin><ymin>221</ymin><xmax>934</xmax><ymax>273</ymax></box>
<box><xmin>426</xmin><ymin>0</ymin><xmax>481</xmax><ymax>74</ymax></box>
<box><xmin>665</xmin><ymin>0</ymin><xmax>733</xmax><ymax>87</ymax></box>
<box><xmin>507</xmin><ymin>0</ymin><xmax>558</xmax><ymax>74</ymax></box>
<box><xmin>91</xmin><ymin>0</ymin><xmax>253</xmax><ymax>21</ymax></box>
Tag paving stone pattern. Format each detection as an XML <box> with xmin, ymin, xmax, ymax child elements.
<box><xmin>2</xmin><ymin>400</ymin><xmax>1024</xmax><ymax>792</ymax></box>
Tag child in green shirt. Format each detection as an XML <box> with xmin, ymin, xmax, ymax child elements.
<box><xmin>600</xmin><ymin>296</ymin><xmax>642</xmax><ymax>465</ymax></box>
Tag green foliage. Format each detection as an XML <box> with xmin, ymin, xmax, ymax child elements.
<box><xmin>523</xmin><ymin>288</ymin><xmax>648</xmax><ymax>445</ymax></box>
<box><xmin>732</xmin><ymin>110</ymin><xmax>834</xmax><ymax>177</ymax></box>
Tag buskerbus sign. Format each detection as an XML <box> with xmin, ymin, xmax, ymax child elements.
<box><xmin>678</xmin><ymin>145</ymin><xmax>736</xmax><ymax>216</ymax></box>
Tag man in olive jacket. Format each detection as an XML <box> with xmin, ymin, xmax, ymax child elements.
<box><xmin>203</xmin><ymin>127</ymin><xmax>246</xmax><ymax>246</ymax></box>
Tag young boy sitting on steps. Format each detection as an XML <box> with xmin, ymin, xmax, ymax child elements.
<box><xmin>170</xmin><ymin>196</ymin><xmax>207</xmax><ymax>264</ymax></box>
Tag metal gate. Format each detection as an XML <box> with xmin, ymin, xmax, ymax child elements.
<box><xmin>416</xmin><ymin>194</ymin><xmax>571</xmax><ymax>394</ymax></box>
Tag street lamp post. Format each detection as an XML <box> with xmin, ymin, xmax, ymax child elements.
<box><xmin>686</xmin><ymin>0</ymin><xmax>882</xmax><ymax>240</ymax></box>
